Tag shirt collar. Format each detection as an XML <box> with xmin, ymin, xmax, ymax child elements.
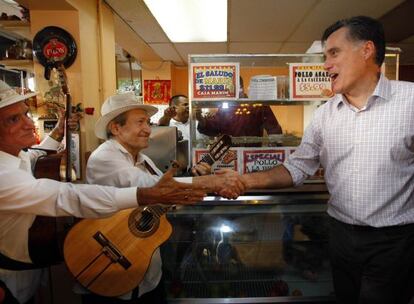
<box><xmin>108</xmin><ymin>139</ymin><xmax>145</xmax><ymax>164</ymax></box>
<box><xmin>0</xmin><ymin>150</ymin><xmax>26</xmax><ymax>169</ymax></box>
<box><xmin>371</xmin><ymin>73</ymin><xmax>391</xmax><ymax>101</ymax></box>
<box><xmin>172</xmin><ymin>119</ymin><xmax>188</xmax><ymax>126</ymax></box>
<box><xmin>332</xmin><ymin>73</ymin><xmax>391</xmax><ymax>109</ymax></box>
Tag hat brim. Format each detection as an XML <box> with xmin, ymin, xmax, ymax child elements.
<box><xmin>0</xmin><ymin>92</ymin><xmax>38</xmax><ymax>109</ymax></box>
<box><xmin>95</xmin><ymin>104</ymin><xmax>158</xmax><ymax>140</ymax></box>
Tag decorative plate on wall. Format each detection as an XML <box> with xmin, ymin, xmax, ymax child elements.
<box><xmin>33</xmin><ymin>26</ymin><xmax>77</xmax><ymax>79</ymax></box>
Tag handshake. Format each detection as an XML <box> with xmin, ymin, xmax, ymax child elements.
<box><xmin>138</xmin><ymin>165</ymin><xmax>247</xmax><ymax>206</ymax></box>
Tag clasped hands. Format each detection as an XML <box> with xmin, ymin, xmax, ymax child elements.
<box><xmin>140</xmin><ymin>165</ymin><xmax>246</xmax><ymax>206</ymax></box>
<box><xmin>212</xmin><ymin>169</ymin><xmax>246</xmax><ymax>200</ymax></box>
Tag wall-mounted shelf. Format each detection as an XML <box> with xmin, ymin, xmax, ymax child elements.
<box><xmin>0</xmin><ymin>59</ymin><xmax>33</xmax><ymax>72</ymax></box>
<box><xmin>0</xmin><ymin>20</ymin><xmax>31</xmax><ymax>40</ymax></box>
<box><xmin>193</xmin><ymin>98</ymin><xmax>326</xmax><ymax>108</ymax></box>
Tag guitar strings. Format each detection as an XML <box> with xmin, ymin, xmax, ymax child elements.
<box><xmin>127</xmin><ymin>205</ymin><xmax>168</xmax><ymax>234</ymax></box>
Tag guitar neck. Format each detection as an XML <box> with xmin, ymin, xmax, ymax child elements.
<box><xmin>198</xmin><ymin>153</ymin><xmax>215</xmax><ymax>166</ymax></box>
<box><xmin>65</xmin><ymin>94</ymin><xmax>72</xmax><ymax>182</ymax></box>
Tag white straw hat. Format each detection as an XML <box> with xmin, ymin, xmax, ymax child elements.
<box><xmin>0</xmin><ymin>80</ymin><xmax>37</xmax><ymax>109</ymax></box>
<box><xmin>95</xmin><ymin>92</ymin><xmax>158</xmax><ymax>140</ymax></box>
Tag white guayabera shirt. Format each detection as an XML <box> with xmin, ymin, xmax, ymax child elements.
<box><xmin>0</xmin><ymin>136</ymin><xmax>139</xmax><ymax>303</ymax></box>
<box><xmin>86</xmin><ymin>139</ymin><xmax>192</xmax><ymax>299</ymax></box>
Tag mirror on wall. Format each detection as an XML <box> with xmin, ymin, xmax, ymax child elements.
<box><xmin>115</xmin><ymin>46</ymin><xmax>142</xmax><ymax>96</ymax></box>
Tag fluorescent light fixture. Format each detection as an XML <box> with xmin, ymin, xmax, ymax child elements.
<box><xmin>144</xmin><ymin>0</ymin><xmax>227</xmax><ymax>42</ymax></box>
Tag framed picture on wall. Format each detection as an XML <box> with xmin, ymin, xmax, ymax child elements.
<box><xmin>190</xmin><ymin>62</ymin><xmax>239</xmax><ymax>100</ymax></box>
<box><xmin>144</xmin><ymin>79</ymin><xmax>171</xmax><ymax>104</ymax></box>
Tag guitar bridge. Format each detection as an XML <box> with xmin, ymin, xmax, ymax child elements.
<box><xmin>93</xmin><ymin>231</ymin><xmax>131</xmax><ymax>270</ymax></box>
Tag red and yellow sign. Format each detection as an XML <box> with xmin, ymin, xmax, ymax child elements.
<box><xmin>144</xmin><ymin>80</ymin><xmax>171</xmax><ymax>104</ymax></box>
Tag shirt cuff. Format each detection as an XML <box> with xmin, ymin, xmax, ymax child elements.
<box><xmin>174</xmin><ymin>177</ymin><xmax>193</xmax><ymax>184</ymax></box>
<box><xmin>38</xmin><ymin>135</ymin><xmax>61</xmax><ymax>150</ymax></box>
<box><xmin>282</xmin><ymin>163</ymin><xmax>306</xmax><ymax>186</ymax></box>
<box><xmin>114</xmin><ymin>187</ymin><xmax>138</xmax><ymax>209</ymax></box>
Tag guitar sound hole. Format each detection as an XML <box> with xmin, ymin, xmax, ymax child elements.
<box><xmin>136</xmin><ymin>210</ymin><xmax>154</xmax><ymax>232</ymax></box>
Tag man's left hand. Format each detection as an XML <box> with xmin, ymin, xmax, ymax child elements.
<box><xmin>191</xmin><ymin>162</ymin><xmax>211</xmax><ymax>176</ymax></box>
<box><xmin>49</xmin><ymin>105</ymin><xmax>83</xmax><ymax>141</ymax></box>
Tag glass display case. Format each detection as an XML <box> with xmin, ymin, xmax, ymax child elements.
<box><xmin>188</xmin><ymin>53</ymin><xmax>326</xmax><ymax>152</ymax></box>
<box><xmin>187</xmin><ymin>52</ymin><xmax>400</xmax><ymax>169</ymax></box>
<box><xmin>161</xmin><ymin>192</ymin><xmax>335</xmax><ymax>303</ymax></box>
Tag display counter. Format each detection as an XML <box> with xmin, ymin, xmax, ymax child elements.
<box><xmin>161</xmin><ymin>190</ymin><xmax>335</xmax><ymax>303</ymax></box>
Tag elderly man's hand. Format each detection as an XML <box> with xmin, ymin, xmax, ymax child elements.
<box><xmin>163</xmin><ymin>106</ymin><xmax>177</xmax><ymax>119</ymax></box>
<box><xmin>48</xmin><ymin>103</ymin><xmax>83</xmax><ymax>141</ymax></box>
<box><xmin>214</xmin><ymin>169</ymin><xmax>246</xmax><ymax>199</ymax></box>
<box><xmin>137</xmin><ymin>165</ymin><xmax>207</xmax><ymax>205</ymax></box>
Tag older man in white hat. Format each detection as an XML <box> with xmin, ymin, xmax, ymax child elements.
<box><xmin>0</xmin><ymin>80</ymin><xmax>209</xmax><ymax>304</ymax></box>
<box><xmin>83</xmin><ymin>92</ymin><xmax>244</xmax><ymax>303</ymax></box>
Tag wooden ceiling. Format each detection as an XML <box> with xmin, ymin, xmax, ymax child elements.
<box><xmin>105</xmin><ymin>0</ymin><xmax>414</xmax><ymax>66</ymax></box>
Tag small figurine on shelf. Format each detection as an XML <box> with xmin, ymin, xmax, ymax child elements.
<box><xmin>19</xmin><ymin>5</ymin><xmax>30</xmax><ymax>22</ymax></box>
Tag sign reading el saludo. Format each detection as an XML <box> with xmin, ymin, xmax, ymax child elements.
<box><xmin>191</xmin><ymin>63</ymin><xmax>239</xmax><ymax>100</ymax></box>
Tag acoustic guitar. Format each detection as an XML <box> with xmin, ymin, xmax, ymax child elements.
<box><xmin>63</xmin><ymin>135</ymin><xmax>232</xmax><ymax>297</ymax></box>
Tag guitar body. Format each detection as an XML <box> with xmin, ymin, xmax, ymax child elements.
<box><xmin>64</xmin><ymin>207</ymin><xmax>172</xmax><ymax>297</ymax></box>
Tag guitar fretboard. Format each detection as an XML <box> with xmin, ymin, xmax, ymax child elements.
<box><xmin>199</xmin><ymin>153</ymin><xmax>215</xmax><ymax>165</ymax></box>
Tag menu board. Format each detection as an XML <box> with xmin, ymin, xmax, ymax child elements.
<box><xmin>191</xmin><ymin>63</ymin><xmax>239</xmax><ymax>100</ymax></box>
<box><xmin>289</xmin><ymin>63</ymin><xmax>332</xmax><ymax>100</ymax></box>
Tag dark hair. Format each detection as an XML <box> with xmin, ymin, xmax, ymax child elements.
<box><xmin>106</xmin><ymin>112</ymin><xmax>128</xmax><ymax>139</ymax></box>
<box><xmin>321</xmin><ymin>16</ymin><xmax>385</xmax><ymax>66</ymax></box>
<box><xmin>169</xmin><ymin>95</ymin><xmax>188</xmax><ymax>106</ymax></box>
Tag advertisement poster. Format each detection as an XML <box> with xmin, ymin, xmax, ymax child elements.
<box><xmin>191</xmin><ymin>63</ymin><xmax>239</xmax><ymax>100</ymax></box>
<box><xmin>144</xmin><ymin>80</ymin><xmax>171</xmax><ymax>104</ymax></box>
<box><xmin>242</xmin><ymin>149</ymin><xmax>286</xmax><ymax>173</ymax></box>
<box><xmin>289</xmin><ymin>63</ymin><xmax>332</xmax><ymax>100</ymax></box>
<box><xmin>194</xmin><ymin>148</ymin><xmax>238</xmax><ymax>172</ymax></box>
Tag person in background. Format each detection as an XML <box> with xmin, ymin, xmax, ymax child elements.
<box><xmin>238</xmin><ymin>16</ymin><xmax>414</xmax><ymax>304</ymax></box>
<box><xmin>197</xmin><ymin>77</ymin><xmax>282</xmax><ymax>140</ymax></box>
<box><xmin>157</xmin><ymin>94</ymin><xmax>209</xmax><ymax>171</ymax></box>
<box><xmin>158</xmin><ymin>95</ymin><xmax>191</xmax><ymax>141</ymax></box>
<box><xmin>0</xmin><ymin>81</ymin><xmax>209</xmax><ymax>304</ymax></box>
<box><xmin>82</xmin><ymin>92</ymin><xmax>245</xmax><ymax>303</ymax></box>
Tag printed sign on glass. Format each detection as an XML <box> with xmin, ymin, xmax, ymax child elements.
<box><xmin>242</xmin><ymin>149</ymin><xmax>285</xmax><ymax>173</ymax></box>
<box><xmin>289</xmin><ymin>63</ymin><xmax>333</xmax><ymax>100</ymax></box>
<box><xmin>194</xmin><ymin>148</ymin><xmax>238</xmax><ymax>172</ymax></box>
<box><xmin>191</xmin><ymin>63</ymin><xmax>239</xmax><ymax>100</ymax></box>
